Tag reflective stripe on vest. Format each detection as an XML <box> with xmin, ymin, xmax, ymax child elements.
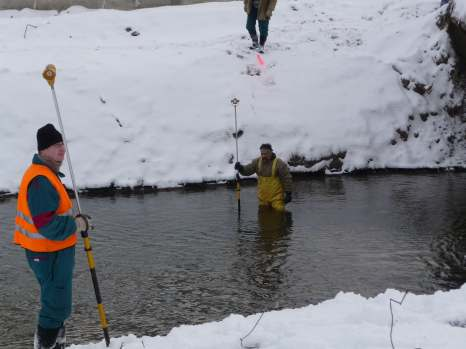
<box><xmin>16</xmin><ymin>210</ymin><xmax>34</xmax><ymax>225</ymax></box>
<box><xmin>13</xmin><ymin>163</ymin><xmax>76</xmax><ymax>252</ymax></box>
<box><xmin>15</xmin><ymin>209</ymin><xmax>73</xmax><ymax>240</ymax></box>
<box><xmin>15</xmin><ymin>224</ymin><xmax>45</xmax><ymax>239</ymax></box>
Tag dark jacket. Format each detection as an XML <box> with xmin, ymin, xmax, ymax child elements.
<box><xmin>239</xmin><ymin>154</ymin><xmax>292</xmax><ymax>192</ymax></box>
<box><xmin>244</xmin><ymin>0</ymin><xmax>278</xmax><ymax>20</ymax></box>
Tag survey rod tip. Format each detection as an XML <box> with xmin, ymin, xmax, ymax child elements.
<box><xmin>42</xmin><ymin>64</ymin><xmax>57</xmax><ymax>87</ymax></box>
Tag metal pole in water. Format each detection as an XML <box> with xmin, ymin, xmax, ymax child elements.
<box><xmin>231</xmin><ymin>97</ymin><xmax>241</xmax><ymax>214</ymax></box>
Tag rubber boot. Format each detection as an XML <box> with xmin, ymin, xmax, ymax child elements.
<box><xmin>249</xmin><ymin>34</ymin><xmax>259</xmax><ymax>50</ymax></box>
<box><xmin>54</xmin><ymin>326</ymin><xmax>66</xmax><ymax>349</ymax></box>
<box><xmin>34</xmin><ymin>326</ymin><xmax>60</xmax><ymax>349</ymax></box>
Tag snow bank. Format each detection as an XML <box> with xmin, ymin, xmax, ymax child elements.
<box><xmin>67</xmin><ymin>285</ymin><xmax>466</xmax><ymax>349</ymax></box>
<box><xmin>1</xmin><ymin>0</ymin><xmax>464</xmax><ymax>193</ymax></box>
<box><xmin>452</xmin><ymin>0</ymin><xmax>466</xmax><ymax>22</ymax></box>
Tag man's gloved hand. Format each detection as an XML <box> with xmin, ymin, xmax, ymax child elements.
<box><xmin>234</xmin><ymin>162</ymin><xmax>243</xmax><ymax>171</ymax></box>
<box><xmin>284</xmin><ymin>192</ymin><xmax>292</xmax><ymax>204</ymax></box>
<box><xmin>75</xmin><ymin>214</ymin><xmax>91</xmax><ymax>233</ymax></box>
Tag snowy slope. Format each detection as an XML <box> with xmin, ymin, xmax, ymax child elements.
<box><xmin>0</xmin><ymin>0</ymin><xmax>464</xmax><ymax>193</ymax></box>
<box><xmin>452</xmin><ymin>0</ymin><xmax>466</xmax><ymax>22</ymax></box>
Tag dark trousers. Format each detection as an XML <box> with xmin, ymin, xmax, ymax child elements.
<box><xmin>26</xmin><ymin>246</ymin><xmax>75</xmax><ymax>329</ymax></box>
<box><xmin>246</xmin><ymin>6</ymin><xmax>269</xmax><ymax>45</ymax></box>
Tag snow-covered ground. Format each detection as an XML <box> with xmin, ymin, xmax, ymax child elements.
<box><xmin>1</xmin><ymin>0</ymin><xmax>465</xmax><ymax>193</ymax></box>
<box><xmin>66</xmin><ymin>285</ymin><xmax>466</xmax><ymax>349</ymax></box>
<box><xmin>3</xmin><ymin>1</ymin><xmax>466</xmax><ymax>348</ymax></box>
<box><xmin>452</xmin><ymin>0</ymin><xmax>466</xmax><ymax>22</ymax></box>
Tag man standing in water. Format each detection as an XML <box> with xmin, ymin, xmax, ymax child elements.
<box><xmin>13</xmin><ymin>124</ymin><xmax>90</xmax><ymax>349</ymax></box>
<box><xmin>235</xmin><ymin>143</ymin><xmax>292</xmax><ymax>211</ymax></box>
<box><xmin>244</xmin><ymin>0</ymin><xmax>278</xmax><ymax>53</ymax></box>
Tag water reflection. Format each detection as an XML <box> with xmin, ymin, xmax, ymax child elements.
<box><xmin>236</xmin><ymin>207</ymin><xmax>292</xmax><ymax>311</ymax></box>
<box><xmin>255</xmin><ymin>207</ymin><xmax>292</xmax><ymax>290</ymax></box>
<box><xmin>424</xmin><ymin>178</ymin><xmax>466</xmax><ymax>290</ymax></box>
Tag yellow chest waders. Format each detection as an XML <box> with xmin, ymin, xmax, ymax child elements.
<box><xmin>258</xmin><ymin>158</ymin><xmax>284</xmax><ymax>211</ymax></box>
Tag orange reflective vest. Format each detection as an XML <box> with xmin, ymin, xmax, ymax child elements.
<box><xmin>13</xmin><ymin>163</ymin><xmax>76</xmax><ymax>252</ymax></box>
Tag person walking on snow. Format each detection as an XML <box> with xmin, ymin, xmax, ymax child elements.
<box><xmin>13</xmin><ymin>124</ymin><xmax>90</xmax><ymax>349</ymax></box>
<box><xmin>244</xmin><ymin>0</ymin><xmax>277</xmax><ymax>53</ymax></box>
<box><xmin>235</xmin><ymin>143</ymin><xmax>292</xmax><ymax>211</ymax></box>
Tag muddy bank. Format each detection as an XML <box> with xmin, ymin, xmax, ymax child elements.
<box><xmin>1</xmin><ymin>167</ymin><xmax>466</xmax><ymax>200</ymax></box>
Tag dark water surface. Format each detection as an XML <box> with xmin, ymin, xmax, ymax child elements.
<box><xmin>1</xmin><ymin>174</ymin><xmax>466</xmax><ymax>347</ymax></box>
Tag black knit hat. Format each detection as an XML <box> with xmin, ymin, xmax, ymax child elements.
<box><xmin>37</xmin><ymin>124</ymin><xmax>63</xmax><ymax>151</ymax></box>
<box><xmin>260</xmin><ymin>143</ymin><xmax>273</xmax><ymax>151</ymax></box>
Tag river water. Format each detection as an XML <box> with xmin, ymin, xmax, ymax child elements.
<box><xmin>1</xmin><ymin>173</ymin><xmax>466</xmax><ymax>347</ymax></box>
